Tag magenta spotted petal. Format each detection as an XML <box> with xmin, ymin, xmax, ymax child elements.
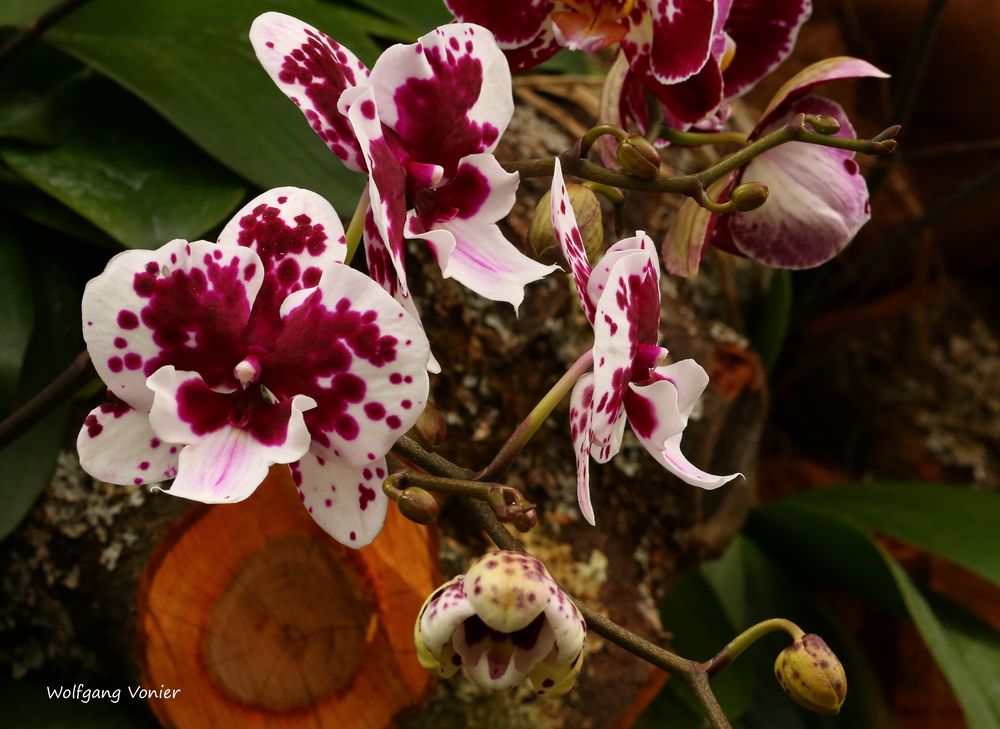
<box><xmin>626</xmin><ymin>359</ymin><xmax>740</xmax><ymax>488</ymax></box>
<box><xmin>250</xmin><ymin>12</ymin><xmax>370</xmax><ymax>172</ymax></box>
<box><xmin>82</xmin><ymin>240</ymin><xmax>265</xmax><ymax>411</ymax></box>
<box><xmin>291</xmin><ymin>449</ymin><xmax>388</xmax><ymax>548</ymax></box>
<box><xmin>568</xmin><ymin>373</ymin><xmax>595</xmax><ymax>525</ymax></box>
<box><xmin>645</xmin><ymin>0</ymin><xmax>718</xmax><ymax>84</ymax></box>
<box><xmin>368</xmin><ymin>23</ymin><xmax>513</xmax><ymax>178</ymax></box>
<box><xmin>589</xmin><ymin>238</ymin><xmax>659</xmax><ymax>463</ymax></box>
<box><xmin>443</xmin><ymin>0</ymin><xmax>552</xmax><ymax>48</ymax></box>
<box><xmin>147</xmin><ymin>366</ymin><xmax>316</xmax><ymax>503</ymax></box>
<box><xmin>269</xmin><ymin>265</ymin><xmax>429</xmax><ymax>468</ymax></box>
<box><xmin>76</xmin><ymin>399</ymin><xmax>178</xmax><ymax>486</ymax></box>
<box><xmin>550</xmin><ymin>159</ymin><xmax>595</xmax><ymax>322</ymax></box>
<box><xmin>723</xmin><ymin>0</ymin><xmax>812</xmax><ymax>98</ymax></box>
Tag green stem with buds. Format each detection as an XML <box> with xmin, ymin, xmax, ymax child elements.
<box><xmin>343</xmin><ymin>185</ymin><xmax>370</xmax><ymax>265</ymax></box>
<box><xmin>579</xmin><ymin>123</ymin><xmax>629</xmax><ymax>158</ymax></box>
<box><xmin>700</xmin><ymin>618</ymin><xmax>805</xmax><ymax>677</ymax></box>
<box><xmin>476</xmin><ymin>349</ymin><xmax>594</xmax><ymax>482</ymax></box>
<box><xmin>383</xmin><ymin>471</ymin><xmax>534</xmax><ymax>522</ymax></box>
<box><xmin>662</xmin><ymin>127</ymin><xmax>749</xmax><ymax>147</ymax></box>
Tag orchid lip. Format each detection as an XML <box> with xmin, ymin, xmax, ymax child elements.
<box><xmin>234</xmin><ymin>355</ymin><xmax>261</xmax><ymax>388</ymax></box>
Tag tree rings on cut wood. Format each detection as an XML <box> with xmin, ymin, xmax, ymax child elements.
<box><xmin>137</xmin><ymin>466</ymin><xmax>440</xmax><ymax>728</ymax></box>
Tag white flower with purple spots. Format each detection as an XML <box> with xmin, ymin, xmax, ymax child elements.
<box><xmin>663</xmin><ymin>57</ymin><xmax>890</xmax><ymax>275</ymax></box>
<box><xmin>250</xmin><ymin>16</ymin><xmax>558</xmax><ymax>370</ymax></box>
<box><xmin>550</xmin><ymin>159</ymin><xmax>739</xmax><ymax>525</ymax></box>
<box><xmin>77</xmin><ymin>187</ymin><xmax>430</xmax><ymax>548</ymax></box>
<box><xmin>415</xmin><ymin>551</ymin><xmax>586</xmax><ymax>695</ymax></box>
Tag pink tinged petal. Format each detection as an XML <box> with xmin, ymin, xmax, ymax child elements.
<box><xmin>346</xmin><ymin>88</ymin><xmax>410</xmax><ymax>299</ymax></box>
<box><xmin>77</xmin><ymin>400</ymin><xmax>178</xmax><ymax>486</ymax></box>
<box><xmin>217</xmin><ymin>187</ymin><xmax>347</xmax><ymax>345</ymax></box>
<box><xmin>454</xmin><ymin>622</ymin><xmax>526</xmax><ymax>690</ymax></box>
<box><xmin>648</xmin><ymin>0</ymin><xmax>718</xmax><ymax>84</ymax></box>
<box><xmin>418</xmin><ymin>576</ymin><xmax>476</xmax><ymax>660</ymax></box>
<box><xmin>568</xmin><ymin>373</ymin><xmax>596</xmax><ymax>525</ymax></box>
<box><xmin>722</xmin><ymin>0</ymin><xmax>812</xmax><ymax>98</ymax></box>
<box><xmin>586</xmin><ymin>234</ymin><xmax>660</xmax><ymax>342</ymax></box>
<box><xmin>597</xmin><ymin>52</ymin><xmax>630</xmax><ymax>167</ymax></box>
<box><xmin>757</xmin><ymin>56</ymin><xmax>889</xmax><ymax>130</ymax></box>
<box><xmin>289</xmin><ymin>449</ymin><xmax>388</xmax><ymax>548</ymax></box>
<box><xmin>82</xmin><ymin>240</ymin><xmax>265</xmax><ymax>412</ymax></box>
<box><xmin>730</xmin><ymin>97</ymin><xmax>871</xmax><ymax>268</ymax></box>
<box><xmin>368</xmin><ymin>24</ymin><xmax>513</xmax><ymax>178</ymax></box>
<box><xmin>363</xmin><ymin>212</ymin><xmax>441</xmax><ymax>374</ymax></box>
<box><xmin>146</xmin><ymin>366</ymin><xmax>316</xmax><ymax>503</ymax></box>
<box><xmin>662</xmin><ymin>175</ymin><xmax>731</xmax><ymax>277</ymax></box>
<box><xmin>626</xmin><ymin>359</ymin><xmax>740</xmax><ymax>489</ymax></box>
<box><xmin>270</xmin><ymin>265</ymin><xmax>430</xmax><ymax>467</ymax></box>
<box><xmin>551</xmin><ymin>11</ymin><xmax>628</xmax><ymax>52</ymax></box>
<box><xmin>550</xmin><ymin>159</ymin><xmax>595</xmax><ymax>322</ymax></box>
<box><xmin>443</xmin><ymin>0</ymin><xmax>552</xmax><ymax>48</ymax></box>
<box><xmin>249</xmin><ymin>12</ymin><xmax>369</xmax><ymax>172</ymax></box>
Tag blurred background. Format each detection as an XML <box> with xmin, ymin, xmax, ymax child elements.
<box><xmin>0</xmin><ymin>1</ymin><xmax>997</xmax><ymax>728</ymax></box>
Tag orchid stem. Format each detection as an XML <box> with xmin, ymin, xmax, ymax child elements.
<box><xmin>390</xmin><ymin>435</ymin><xmax>733</xmax><ymax>729</ymax></box>
<box><xmin>699</xmin><ymin>618</ymin><xmax>805</xmax><ymax>677</ymax></box>
<box><xmin>502</xmin><ymin>116</ymin><xmax>899</xmax><ymax>203</ymax></box>
<box><xmin>0</xmin><ymin>0</ymin><xmax>93</xmax><ymax>68</ymax></box>
<box><xmin>662</xmin><ymin>127</ymin><xmax>749</xmax><ymax>147</ymax></box>
<box><xmin>579</xmin><ymin>123</ymin><xmax>628</xmax><ymax>158</ymax></box>
<box><xmin>476</xmin><ymin>349</ymin><xmax>595</xmax><ymax>482</ymax></box>
<box><xmin>343</xmin><ymin>186</ymin><xmax>370</xmax><ymax>265</ymax></box>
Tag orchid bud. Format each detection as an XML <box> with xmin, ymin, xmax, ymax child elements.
<box><xmin>806</xmin><ymin>114</ymin><xmax>841</xmax><ymax>135</ymax></box>
<box><xmin>730</xmin><ymin>182</ymin><xmax>770</xmax><ymax>212</ymax></box>
<box><xmin>616</xmin><ymin>134</ymin><xmax>661</xmax><ymax>179</ymax></box>
<box><xmin>410</xmin><ymin>402</ymin><xmax>447</xmax><ymax>450</ymax></box>
<box><xmin>774</xmin><ymin>634</ymin><xmax>847</xmax><ymax>715</ymax></box>
<box><xmin>414</xmin><ymin>551</ymin><xmax>587</xmax><ymax>693</ymax></box>
<box><xmin>531</xmin><ymin>185</ymin><xmax>603</xmax><ymax>263</ymax></box>
<box><xmin>395</xmin><ymin>487</ymin><xmax>440</xmax><ymax>524</ymax></box>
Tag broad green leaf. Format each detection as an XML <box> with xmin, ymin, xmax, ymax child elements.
<box><xmin>0</xmin><ymin>680</ymin><xmax>159</xmax><ymax>728</ymax></box>
<box><xmin>345</xmin><ymin>0</ymin><xmax>450</xmax><ymax>31</ymax></box>
<box><xmin>750</xmin><ymin>268</ymin><xmax>792</xmax><ymax>373</ymax></box>
<box><xmin>0</xmin><ymin>91</ymin><xmax>55</xmax><ymax>144</ymax></box>
<box><xmin>2</xmin><ymin>77</ymin><xmax>247</xmax><ymax>249</ymax></box>
<box><xmin>0</xmin><ymin>243</ymin><xmax>84</xmax><ymax>540</ymax></box>
<box><xmin>2</xmin><ymin>0</ymin><xmax>382</xmax><ymax>214</ymax></box>
<box><xmin>0</xmin><ymin>215</ymin><xmax>33</xmax><ymax>411</ymax></box>
<box><xmin>880</xmin><ymin>548</ymin><xmax>1000</xmax><ymax>729</ymax></box>
<box><xmin>773</xmin><ymin>482</ymin><xmax>1000</xmax><ymax>589</ymax></box>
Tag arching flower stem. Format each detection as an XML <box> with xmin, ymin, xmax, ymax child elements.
<box><xmin>343</xmin><ymin>185</ymin><xmax>370</xmax><ymax>266</ymax></box>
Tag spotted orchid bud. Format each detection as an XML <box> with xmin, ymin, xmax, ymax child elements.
<box><xmin>730</xmin><ymin>182</ymin><xmax>770</xmax><ymax>212</ymax></box>
<box><xmin>531</xmin><ymin>185</ymin><xmax>603</xmax><ymax>264</ymax></box>
<box><xmin>395</xmin><ymin>487</ymin><xmax>440</xmax><ymax>524</ymax></box>
<box><xmin>414</xmin><ymin>551</ymin><xmax>587</xmax><ymax>694</ymax></box>
<box><xmin>616</xmin><ymin>133</ymin><xmax>661</xmax><ymax>179</ymax></box>
<box><xmin>774</xmin><ymin>634</ymin><xmax>847</xmax><ymax>715</ymax></box>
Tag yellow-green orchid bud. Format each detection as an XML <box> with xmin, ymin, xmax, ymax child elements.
<box><xmin>730</xmin><ymin>182</ymin><xmax>770</xmax><ymax>212</ymax></box>
<box><xmin>531</xmin><ymin>185</ymin><xmax>603</xmax><ymax>264</ymax></box>
<box><xmin>616</xmin><ymin>133</ymin><xmax>661</xmax><ymax>179</ymax></box>
<box><xmin>774</xmin><ymin>634</ymin><xmax>847</xmax><ymax>715</ymax></box>
<box><xmin>395</xmin><ymin>487</ymin><xmax>440</xmax><ymax>524</ymax></box>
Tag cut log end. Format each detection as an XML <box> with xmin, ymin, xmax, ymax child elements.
<box><xmin>137</xmin><ymin>466</ymin><xmax>439</xmax><ymax>728</ymax></box>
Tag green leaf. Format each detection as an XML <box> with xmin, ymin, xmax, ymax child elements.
<box><xmin>0</xmin><ymin>181</ymin><xmax>116</xmax><ymax>247</ymax></box>
<box><xmin>1</xmin><ymin>76</ymin><xmax>247</xmax><ymax>249</ymax></box>
<box><xmin>750</xmin><ymin>268</ymin><xmax>792</xmax><ymax>373</ymax></box>
<box><xmin>0</xmin><ymin>91</ymin><xmax>55</xmax><ymax>144</ymax></box>
<box><xmin>0</xmin><ymin>679</ymin><xmax>159</xmax><ymax>728</ymax></box>
<box><xmin>344</xmin><ymin>0</ymin><xmax>450</xmax><ymax>31</ymax></box>
<box><xmin>880</xmin><ymin>548</ymin><xmax>1000</xmax><ymax>729</ymax></box>
<box><xmin>0</xmin><ymin>243</ymin><xmax>83</xmax><ymax>540</ymax></box>
<box><xmin>3</xmin><ymin>0</ymin><xmax>385</xmax><ymax>214</ymax></box>
<box><xmin>769</xmin><ymin>482</ymin><xmax>1000</xmax><ymax>590</ymax></box>
<box><xmin>0</xmin><ymin>216</ymin><xmax>33</xmax><ymax>411</ymax></box>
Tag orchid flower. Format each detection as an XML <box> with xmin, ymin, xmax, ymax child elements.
<box><xmin>550</xmin><ymin>159</ymin><xmax>738</xmax><ymax>525</ymax></box>
<box><xmin>77</xmin><ymin>188</ymin><xmax>430</xmax><ymax>548</ymax></box>
<box><xmin>663</xmin><ymin>57</ymin><xmax>890</xmax><ymax>275</ymax></box>
<box><xmin>251</xmin><ymin>16</ymin><xmax>557</xmax><ymax>372</ymax></box>
<box><xmin>605</xmin><ymin>0</ymin><xmax>812</xmax><ymax>131</ymax></box>
<box><xmin>415</xmin><ymin>551</ymin><xmax>586</xmax><ymax>694</ymax></box>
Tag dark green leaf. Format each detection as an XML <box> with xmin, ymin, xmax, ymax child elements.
<box><xmin>0</xmin><ymin>91</ymin><xmax>55</xmax><ymax>144</ymax></box>
<box><xmin>344</xmin><ymin>0</ymin><xmax>450</xmax><ymax>32</ymax></box>
<box><xmin>5</xmin><ymin>0</ymin><xmax>385</xmax><ymax>214</ymax></box>
<box><xmin>0</xmin><ymin>215</ymin><xmax>33</xmax><ymax>411</ymax></box>
<box><xmin>770</xmin><ymin>482</ymin><xmax>1000</xmax><ymax>589</ymax></box>
<box><xmin>1</xmin><ymin>77</ymin><xmax>247</xmax><ymax>249</ymax></box>
<box><xmin>750</xmin><ymin>268</ymin><xmax>792</xmax><ymax>373</ymax></box>
<box><xmin>0</xmin><ymin>182</ymin><xmax>116</xmax><ymax>247</ymax></box>
<box><xmin>879</xmin><ymin>548</ymin><xmax>1000</xmax><ymax>729</ymax></box>
<box><xmin>0</xmin><ymin>243</ymin><xmax>83</xmax><ymax>539</ymax></box>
